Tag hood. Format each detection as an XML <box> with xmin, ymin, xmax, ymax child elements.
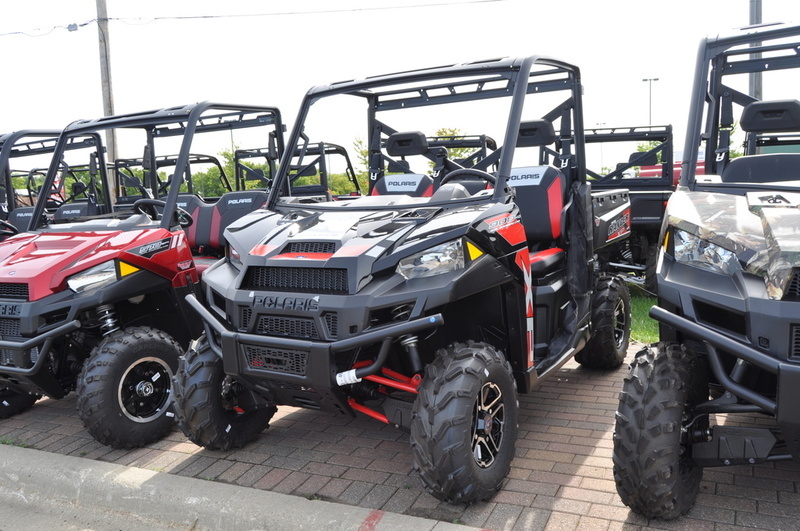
<box><xmin>667</xmin><ymin>189</ymin><xmax>800</xmax><ymax>299</ymax></box>
<box><xmin>229</xmin><ymin>200</ymin><xmax>498</xmax><ymax>294</ymax></box>
<box><xmin>0</xmin><ymin>230</ymin><xmax>165</xmax><ymax>301</ymax></box>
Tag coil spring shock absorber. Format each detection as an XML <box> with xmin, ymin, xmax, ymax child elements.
<box><xmin>96</xmin><ymin>304</ymin><xmax>120</xmax><ymax>336</ymax></box>
<box><xmin>392</xmin><ymin>305</ymin><xmax>422</xmax><ymax>375</ymax></box>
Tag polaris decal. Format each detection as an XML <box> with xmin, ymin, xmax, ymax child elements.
<box><xmin>508</xmin><ymin>167</ymin><xmax>546</xmax><ymax>187</ymax></box>
<box><xmin>254</xmin><ymin>295</ymin><xmax>320</xmax><ymax>311</ymax></box>
<box><xmin>384</xmin><ymin>176</ymin><xmax>423</xmax><ymax>192</ymax></box>
<box><xmin>228</xmin><ymin>197</ymin><xmax>253</xmax><ymax>205</ymax></box>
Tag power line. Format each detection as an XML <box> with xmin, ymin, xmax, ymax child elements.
<box><xmin>0</xmin><ymin>0</ymin><xmax>507</xmax><ymax>37</ymax></box>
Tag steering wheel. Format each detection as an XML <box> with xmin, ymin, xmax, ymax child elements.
<box><xmin>439</xmin><ymin>168</ymin><xmax>497</xmax><ymax>186</ymax></box>
<box><xmin>132</xmin><ymin>198</ymin><xmax>193</xmax><ymax>228</ymax></box>
<box><xmin>0</xmin><ymin>219</ymin><xmax>19</xmax><ymax>237</ymax></box>
<box><xmin>132</xmin><ymin>198</ymin><xmax>164</xmax><ymax>220</ymax></box>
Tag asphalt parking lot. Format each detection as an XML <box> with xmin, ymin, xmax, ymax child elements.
<box><xmin>1</xmin><ymin>340</ymin><xmax>798</xmax><ymax>530</ymax></box>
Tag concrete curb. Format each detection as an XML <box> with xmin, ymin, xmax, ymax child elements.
<box><xmin>0</xmin><ymin>445</ymin><xmax>480</xmax><ymax>530</ymax></box>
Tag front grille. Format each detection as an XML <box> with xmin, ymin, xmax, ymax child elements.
<box><xmin>0</xmin><ymin>318</ymin><xmax>36</xmax><ymax>368</ymax></box>
<box><xmin>256</xmin><ymin>315</ymin><xmax>319</xmax><ymax>339</ymax></box>
<box><xmin>791</xmin><ymin>324</ymin><xmax>800</xmax><ymax>360</ymax></box>
<box><xmin>0</xmin><ymin>283</ymin><xmax>28</xmax><ymax>300</ymax></box>
<box><xmin>785</xmin><ymin>270</ymin><xmax>800</xmax><ymax>299</ymax></box>
<box><xmin>243</xmin><ymin>267</ymin><xmax>348</xmax><ymax>294</ymax></box>
<box><xmin>286</xmin><ymin>242</ymin><xmax>336</xmax><ymax>254</ymax></box>
<box><xmin>243</xmin><ymin>345</ymin><xmax>307</xmax><ymax>375</ymax></box>
<box><xmin>240</xmin><ymin>307</ymin><xmax>252</xmax><ymax>330</ymax></box>
<box><xmin>0</xmin><ymin>318</ymin><xmax>20</xmax><ymax>338</ymax></box>
<box><xmin>322</xmin><ymin>312</ymin><xmax>338</xmax><ymax>339</ymax></box>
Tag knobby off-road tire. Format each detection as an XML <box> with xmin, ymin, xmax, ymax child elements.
<box><xmin>410</xmin><ymin>341</ymin><xmax>519</xmax><ymax>504</ymax></box>
<box><xmin>576</xmin><ymin>275</ymin><xmax>631</xmax><ymax>369</ymax></box>
<box><xmin>0</xmin><ymin>388</ymin><xmax>39</xmax><ymax>419</ymax></box>
<box><xmin>613</xmin><ymin>342</ymin><xmax>709</xmax><ymax>520</ymax></box>
<box><xmin>76</xmin><ymin>326</ymin><xmax>182</xmax><ymax>449</ymax></box>
<box><xmin>172</xmin><ymin>336</ymin><xmax>276</xmax><ymax>451</ymax></box>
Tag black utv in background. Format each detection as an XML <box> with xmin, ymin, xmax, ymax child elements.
<box><xmin>586</xmin><ymin>125</ymin><xmax>675</xmax><ymax>292</ymax></box>
<box><xmin>613</xmin><ymin>24</ymin><xmax>800</xmax><ymax>520</ymax></box>
<box><xmin>174</xmin><ymin>56</ymin><xmax>633</xmax><ymax>503</ymax></box>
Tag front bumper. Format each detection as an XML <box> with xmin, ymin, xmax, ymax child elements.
<box><xmin>651</xmin><ymin>305</ymin><xmax>800</xmax><ymax>460</ymax></box>
<box><xmin>186</xmin><ymin>294</ymin><xmax>443</xmax><ymax>414</ymax></box>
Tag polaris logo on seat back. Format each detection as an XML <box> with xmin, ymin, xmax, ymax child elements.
<box><xmin>385</xmin><ymin>175</ymin><xmax>424</xmax><ymax>192</ymax></box>
<box><xmin>228</xmin><ymin>197</ymin><xmax>253</xmax><ymax>205</ymax></box>
<box><xmin>508</xmin><ymin>167</ymin><xmax>546</xmax><ymax>187</ymax></box>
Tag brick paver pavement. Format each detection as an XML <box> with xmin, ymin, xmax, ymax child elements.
<box><xmin>1</xmin><ymin>340</ymin><xmax>798</xmax><ymax>530</ymax></box>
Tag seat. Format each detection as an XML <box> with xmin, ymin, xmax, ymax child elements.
<box><xmin>722</xmin><ymin>100</ymin><xmax>800</xmax><ymax>183</ymax></box>
<box><xmin>510</xmin><ymin>165</ymin><xmax>567</xmax><ymax>242</ymax></box>
<box><xmin>721</xmin><ymin>153</ymin><xmax>800</xmax><ymax>183</ymax></box>
<box><xmin>53</xmin><ymin>200</ymin><xmax>101</xmax><ymax>222</ymax></box>
<box><xmin>178</xmin><ymin>194</ymin><xmax>216</xmax><ymax>251</ymax></box>
<box><xmin>180</xmin><ymin>191</ymin><xmax>267</xmax><ymax>276</ymax></box>
<box><xmin>7</xmin><ymin>207</ymin><xmax>35</xmax><ymax>231</ymax></box>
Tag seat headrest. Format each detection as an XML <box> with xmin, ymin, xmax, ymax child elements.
<box><xmin>740</xmin><ymin>99</ymin><xmax>800</xmax><ymax>133</ymax></box>
<box><xmin>386</xmin><ymin>132</ymin><xmax>429</xmax><ymax>156</ymax></box>
<box><xmin>517</xmin><ymin>120</ymin><xmax>556</xmax><ymax>147</ymax></box>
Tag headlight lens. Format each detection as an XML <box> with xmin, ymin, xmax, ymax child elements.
<box><xmin>67</xmin><ymin>260</ymin><xmax>118</xmax><ymax>294</ymax></box>
<box><xmin>227</xmin><ymin>246</ymin><xmax>243</xmax><ymax>271</ymax></box>
<box><xmin>673</xmin><ymin>229</ymin><xmax>741</xmax><ymax>275</ymax></box>
<box><xmin>397</xmin><ymin>240</ymin><xmax>465</xmax><ymax>280</ymax></box>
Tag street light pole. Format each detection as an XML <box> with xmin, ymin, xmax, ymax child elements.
<box><xmin>642</xmin><ymin>77</ymin><xmax>659</xmax><ymax>125</ymax></box>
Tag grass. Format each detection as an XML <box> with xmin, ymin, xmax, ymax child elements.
<box><xmin>629</xmin><ymin>285</ymin><xmax>659</xmax><ymax>344</ymax></box>
<box><xmin>0</xmin><ymin>436</ymin><xmax>30</xmax><ymax>448</ymax></box>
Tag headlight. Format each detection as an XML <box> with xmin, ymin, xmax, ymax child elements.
<box><xmin>673</xmin><ymin>229</ymin><xmax>741</xmax><ymax>275</ymax></box>
<box><xmin>227</xmin><ymin>246</ymin><xmax>243</xmax><ymax>271</ymax></box>
<box><xmin>67</xmin><ymin>260</ymin><xmax>118</xmax><ymax>294</ymax></box>
<box><xmin>397</xmin><ymin>240</ymin><xmax>465</xmax><ymax>280</ymax></box>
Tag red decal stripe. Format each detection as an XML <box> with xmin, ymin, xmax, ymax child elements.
<box><xmin>250</xmin><ymin>244</ymin><xmax>275</xmax><ymax>256</ymax></box>
<box><xmin>271</xmin><ymin>252</ymin><xmax>333</xmax><ymax>260</ymax></box>
<box><xmin>496</xmin><ymin>221</ymin><xmax>526</xmax><ymax>246</ymax></box>
<box><xmin>333</xmin><ymin>244</ymin><xmax>373</xmax><ymax>257</ymax></box>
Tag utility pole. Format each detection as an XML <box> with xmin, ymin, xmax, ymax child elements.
<box><xmin>749</xmin><ymin>0</ymin><xmax>762</xmax><ymax>100</ymax></box>
<box><xmin>96</xmin><ymin>0</ymin><xmax>117</xmax><ymax>164</ymax></box>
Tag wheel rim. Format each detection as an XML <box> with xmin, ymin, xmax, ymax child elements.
<box><xmin>471</xmin><ymin>381</ymin><xmax>505</xmax><ymax>468</ymax></box>
<box><xmin>612</xmin><ymin>296</ymin><xmax>628</xmax><ymax>349</ymax></box>
<box><xmin>118</xmin><ymin>356</ymin><xmax>173</xmax><ymax>423</ymax></box>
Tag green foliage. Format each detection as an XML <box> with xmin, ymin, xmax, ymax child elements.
<box><xmin>629</xmin><ymin>287</ymin><xmax>658</xmax><ymax>343</ymax></box>
<box><xmin>434</xmin><ymin>127</ymin><xmax>472</xmax><ymax>161</ymax></box>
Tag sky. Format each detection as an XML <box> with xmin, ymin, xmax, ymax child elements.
<box><xmin>3</xmin><ymin>0</ymin><xmax>800</xmax><ymax>162</ymax></box>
